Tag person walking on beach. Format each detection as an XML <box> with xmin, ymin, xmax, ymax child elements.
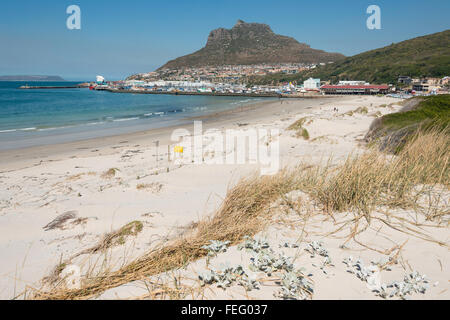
<box><xmin>278</xmin><ymin>94</ymin><xmax>283</xmax><ymax>104</ymax></box>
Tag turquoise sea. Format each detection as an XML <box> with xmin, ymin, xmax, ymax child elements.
<box><xmin>0</xmin><ymin>81</ymin><xmax>263</xmax><ymax>150</ymax></box>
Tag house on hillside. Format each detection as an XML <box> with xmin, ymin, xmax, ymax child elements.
<box><xmin>398</xmin><ymin>76</ymin><xmax>412</xmax><ymax>84</ymax></box>
<box><xmin>440</xmin><ymin>76</ymin><xmax>449</xmax><ymax>85</ymax></box>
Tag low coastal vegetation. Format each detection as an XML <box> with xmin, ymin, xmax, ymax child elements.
<box><xmin>366</xmin><ymin>95</ymin><xmax>450</xmax><ymax>151</ymax></box>
<box><xmin>31</xmin><ymin>121</ymin><xmax>448</xmax><ymax>299</ymax></box>
<box><xmin>345</xmin><ymin>106</ymin><xmax>369</xmax><ymax>117</ymax></box>
<box><xmin>41</xmin><ymin>221</ymin><xmax>144</xmax><ymax>289</ymax></box>
<box><xmin>33</xmin><ymin>172</ymin><xmax>297</xmax><ymax>299</ymax></box>
<box><xmin>101</xmin><ymin>168</ymin><xmax>120</xmax><ymax>179</ymax></box>
<box><xmin>288</xmin><ymin>117</ymin><xmax>310</xmax><ymax>140</ymax></box>
<box><xmin>101</xmin><ymin>221</ymin><xmax>143</xmax><ymax>248</ymax></box>
<box><xmin>136</xmin><ymin>182</ymin><xmax>164</xmax><ymax>193</ymax></box>
<box><xmin>308</xmin><ymin>130</ymin><xmax>448</xmax><ymax>217</ymax></box>
<box><xmin>354</xmin><ymin>106</ymin><xmax>369</xmax><ymax>114</ymax></box>
<box><xmin>373</xmin><ymin>95</ymin><xmax>449</xmax><ymax>132</ymax></box>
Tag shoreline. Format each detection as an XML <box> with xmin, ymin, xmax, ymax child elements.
<box><xmin>0</xmin><ymin>97</ymin><xmax>340</xmax><ymax>172</ymax></box>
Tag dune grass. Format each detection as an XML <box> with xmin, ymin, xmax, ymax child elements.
<box><xmin>32</xmin><ymin>172</ymin><xmax>298</xmax><ymax>300</ymax></box>
<box><xmin>306</xmin><ymin>129</ymin><xmax>448</xmax><ymax>218</ymax></box>
<box><xmin>101</xmin><ymin>168</ymin><xmax>120</xmax><ymax>179</ymax></box>
<box><xmin>288</xmin><ymin>117</ymin><xmax>310</xmax><ymax>140</ymax></box>
<box><xmin>100</xmin><ymin>221</ymin><xmax>143</xmax><ymax>248</ymax></box>
<box><xmin>136</xmin><ymin>182</ymin><xmax>163</xmax><ymax>193</ymax></box>
<box><xmin>30</xmin><ymin>128</ymin><xmax>449</xmax><ymax>300</ymax></box>
<box><xmin>288</xmin><ymin>117</ymin><xmax>308</xmax><ymax>131</ymax></box>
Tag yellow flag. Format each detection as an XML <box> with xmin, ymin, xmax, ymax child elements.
<box><xmin>174</xmin><ymin>146</ymin><xmax>184</xmax><ymax>153</ymax></box>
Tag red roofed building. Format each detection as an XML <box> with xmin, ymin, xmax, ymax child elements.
<box><xmin>321</xmin><ymin>84</ymin><xmax>390</xmax><ymax>95</ymax></box>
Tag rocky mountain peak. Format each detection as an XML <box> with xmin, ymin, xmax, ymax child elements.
<box><xmin>156</xmin><ymin>21</ymin><xmax>345</xmax><ymax>70</ymax></box>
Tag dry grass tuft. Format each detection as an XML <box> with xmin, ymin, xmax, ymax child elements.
<box><xmin>288</xmin><ymin>117</ymin><xmax>310</xmax><ymax>140</ymax></box>
<box><xmin>355</xmin><ymin>106</ymin><xmax>369</xmax><ymax>114</ymax></box>
<box><xmin>67</xmin><ymin>172</ymin><xmax>97</xmax><ymax>181</ymax></box>
<box><xmin>302</xmin><ymin>129</ymin><xmax>448</xmax><ymax>217</ymax></box>
<box><xmin>87</xmin><ymin>221</ymin><xmax>144</xmax><ymax>253</ymax></box>
<box><xmin>32</xmin><ymin>172</ymin><xmax>297</xmax><ymax>300</ymax></box>
<box><xmin>39</xmin><ymin>221</ymin><xmax>144</xmax><ymax>291</ymax></box>
<box><xmin>370</xmin><ymin>111</ymin><xmax>383</xmax><ymax>118</ymax></box>
<box><xmin>346</xmin><ymin>106</ymin><xmax>370</xmax><ymax>117</ymax></box>
<box><xmin>43</xmin><ymin>211</ymin><xmax>78</xmax><ymax>231</ymax></box>
<box><xmin>288</xmin><ymin>117</ymin><xmax>308</xmax><ymax>131</ymax></box>
<box><xmin>298</xmin><ymin>128</ymin><xmax>310</xmax><ymax>140</ymax></box>
<box><xmin>395</xmin><ymin>129</ymin><xmax>449</xmax><ymax>186</ymax></box>
<box><xmin>136</xmin><ymin>182</ymin><xmax>163</xmax><ymax>193</ymax></box>
<box><xmin>101</xmin><ymin>168</ymin><xmax>119</xmax><ymax>179</ymax></box>
<box><xmin>30</xmin><ymin>129</ymin><xmax>448</xmax><ymax>300</ymax></box>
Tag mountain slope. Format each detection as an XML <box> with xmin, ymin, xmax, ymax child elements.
<box><xmin>158</xmin><ymin>20</ymin><xmax>345</xmax><ymax>70</ymax></box>
<box><xmin>250</xmin><ymin>29</ymin><xmax>450</xmax><ymax>85</ymax></box>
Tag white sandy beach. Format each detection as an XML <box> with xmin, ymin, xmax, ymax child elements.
<box><xmin>0</xmin><ymin>95</ymin><xmax>448</xmax><ymax>300</ymax></box>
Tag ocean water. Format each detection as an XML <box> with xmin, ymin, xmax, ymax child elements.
<box><xmin>0</xmin><ymin>81</ymin><xmax>263</xmax><ymax>150</ymax></box>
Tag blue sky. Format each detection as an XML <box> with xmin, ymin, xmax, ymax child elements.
<box><xmin>0</xmin><ymin>0</ymin><xmax>449</xmax><ymax>80</ymax></box>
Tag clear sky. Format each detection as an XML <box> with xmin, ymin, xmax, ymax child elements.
<box><xmin>1</xmin><ymin>0</ymin><xmax>449</xmax><ymax>80</ymax></box>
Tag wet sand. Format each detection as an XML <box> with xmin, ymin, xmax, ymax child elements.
<box><xmin>0</xmin><ymin>97</ymin><xmax>337</xmax><ymax>172</ymax></box>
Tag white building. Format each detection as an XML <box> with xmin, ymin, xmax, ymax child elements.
<box><xmin>96</xmin><ymin>75</ymin><xmax>105</xmax><ymax>84</ymax></box>
<box><xmin>303</xmin><ymin>78</ymin><xmax>321</xmax><ymax>90</ymax></box>
<box><xmin>338</xmin><ymin>80</ymin><xmax>368</xmax><ymax>86</ymax></box>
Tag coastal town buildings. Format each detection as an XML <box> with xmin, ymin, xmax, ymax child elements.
<box><xmin>410</xmin><ymin>77</ymin><xmax>449</xmax><ymax>93</ymax></box>
<box><xmin>133</xmin><ymin>63</ymin><xmax>317</xmax><ymax>84</ymax></box>
<box><xmin>94</xmin><ymin>71</ymin><xmax>448</xmax><ymax>97</ymax></box>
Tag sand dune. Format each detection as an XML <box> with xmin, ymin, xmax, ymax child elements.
<box><xmin>0</xmin><ymin>95</ymin><xmax>447</xmax><ymax>300</ymax></box>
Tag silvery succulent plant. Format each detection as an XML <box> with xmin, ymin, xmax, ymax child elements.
<box><xmin>385</xmin><ymin>271</ymin><xmax>431</xmax><ymax>299</ymax></box>
<box><xmin>249</xmin><ymin>249</ymin><xmax>294</xmax><ymax>276</ymax></box>
<box><xmin>343</xmin><ymin>257</ymin><xmax>433</xmax><ymax>300</ymax></box>
<box><xmin>275</xmin><ymin>271</ymin><xmax>314</xmax><ymax>300</ymax></box>
<box><xmin>238</xmin><ymin>236</ymin><xmax>270</xmax><ymax>253</ymax></box>
<box><xmin>198</xmin><ymin>263</ymin><xmax>261</xmax><ymax>292</ymax></box>
<box><xmin>202</xmin><ymin>240</ymin><xmax>231</xmax><ymax>257</ymax></box>
<box><xmin>305</xmin><ymin>241</ymin><xmax>329</xmax><ymax>258</ymax></box>
<box><xmin>279</xmin><ymin>242</ymin><xmax>299</xmax><ymax>249</ymax></box>
<box><xmin>237</xmin><ymin>273</ymin><xmax>260</xmax><ymax>291</ymax></box>
<box><xmin>198</xmin><ymin>270</ymin><xmax>217</xmax><ymax>285</ymax></box>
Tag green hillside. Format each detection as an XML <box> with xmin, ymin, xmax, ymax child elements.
<box><xmin>366</xmin><ymin>94</ymin><xmax>450</xmax><ymax>152</ymax></box>
<box><xmin>250</xmin><ymin>30</ymin><xmax>450</xmax><ymax>85</ymax></box>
